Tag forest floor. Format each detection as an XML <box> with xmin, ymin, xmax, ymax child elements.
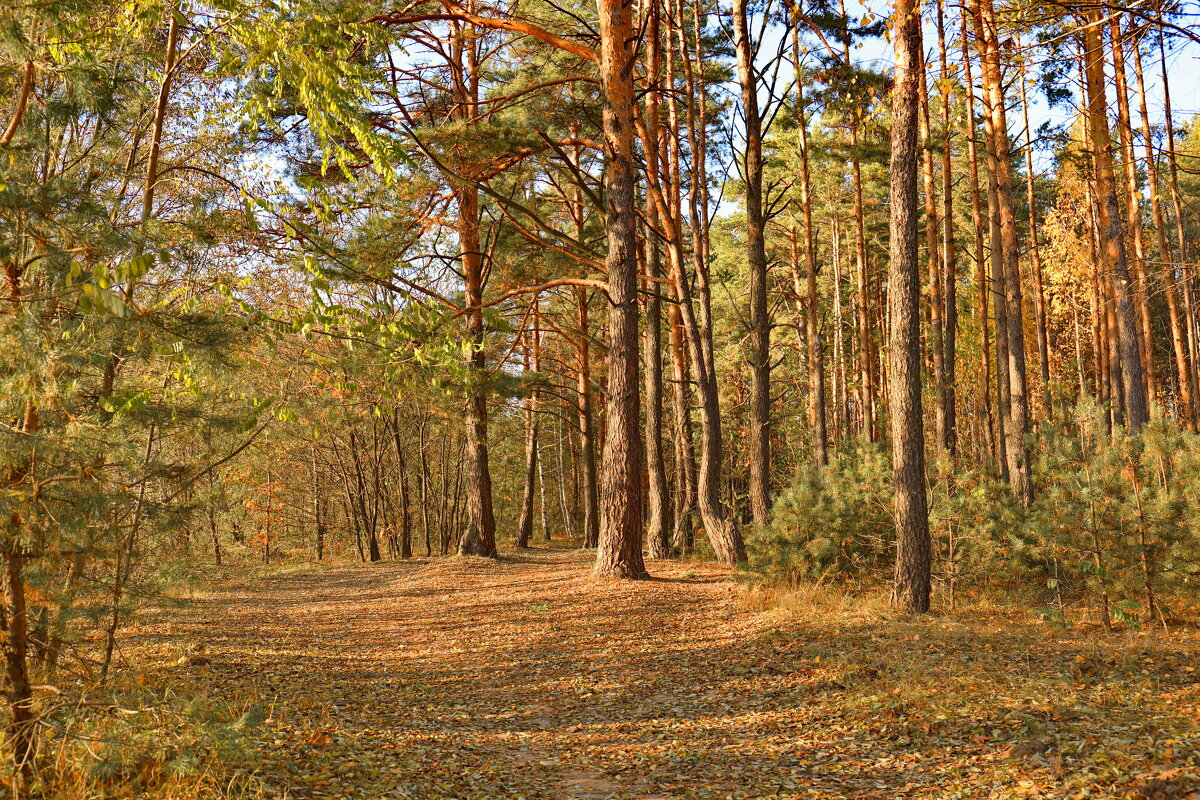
<box><xmin>127</xmin><ymin>547</ymin><xmax>1200</xmax><ymax>800</ymax></box>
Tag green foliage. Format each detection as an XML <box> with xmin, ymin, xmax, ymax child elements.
<box><xmin>752</xmin><ymin>407</ymin><xmax>1200</xmax><ymax>623</ymax></box>
<box><xmin>749</xmin><ymin>439</ymin><xmax>892</xmax><ymax>582</ymax></box>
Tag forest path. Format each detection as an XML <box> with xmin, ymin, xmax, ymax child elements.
<box><xmin>146</xmin><ymin>547</ymin><xmax>1200</xmax><ymax>800</ymax></box>
<box><xmin>160</xmin><ymin>548</ymin><xmax>785</xmax><ymax>800</ymax></box>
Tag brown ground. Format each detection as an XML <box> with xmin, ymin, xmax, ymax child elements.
<box><xmin>137</xmin><ymin>547</ymin><xmax>1200</xmax><ymax>800</ymax></box>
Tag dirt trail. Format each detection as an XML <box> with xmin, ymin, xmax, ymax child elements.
<box><xmin>157</xmin><ymin>548</ymin><xmax>776</xmax><ymax>800</ymax></box>
<box><xmin>146</xmin><ymin>547</ymin><xmax>1200</xmax><ymax>800</ymax></box>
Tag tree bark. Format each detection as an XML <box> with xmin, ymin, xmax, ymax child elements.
<box><xmin>643</xmin><ymin>6</ymin><xmax>674</xmax><ymax>558</ymax></box>
<box><xmin>1081</xmin><ymin>9</ymin><xmax>1148</xmax><ymax>431</ymax></box>
<box><xmin>1160</xmin><ymin>30</ymin><xmax>1198</xmax><ymax>426</ymax></box>
<box><xmin>455</xmin><ymin>22</ymin><xmax>498</xmax><ymax>557</ymax></box>
<box><xmin>961</xmin><ymin>9</ymin><xmax>995</xmax><ymax>463</ymax></box>
<box><xmin>972</xmin><ymin>0</ymin><xmax>1032</xmax><ymax>502</ymax></box>
<box><xmin>791</xmin><ymin>47</ymin><xmax>829</xmax><ymax>468</ymax></box>
<box><xmin>1134</xmin><ymin>27</ymin><xmax>1192</xmax><ymax>427</ymax></box>
<box><xmin>919</xmin><ymin>54</ymin><xmax>947</xmax><ymax>452</ymax></box>
<box><xmin>888</xmin><ymin>0</ymin><xmax>932</xmax><ymax>613</ymax></box>
<box><xmin>1019</xmin><ymin>38</ymin><xmax>1053</xmax><ymax>419</ymax></box>
<box><xmin>734</xmin><ymin>0</ymin><xmax>773</xmax><ymax>523</ymax></box>
<box><xmin>575</xmin><ymin>288</ymin><xmax>601</xmax><ymax>548</ymax></box>
<box><xmin>517</xmin><ymin>325</ymin><xmax>540</xmax><ymax>549</ymax></box>
<box><xmin>1110</xmin><ymin>15</ymin><xmax>1155</xmax><ymax>403</ymax></box>
<box><xmin>593</xmin><ymin>0</ymin><xmax>648</xmax><ymax>579</ymax></box>
<box><xmin>936</xmin><ymin>0</ymin><xmax>958</xmax><ymax>453</ymax></box>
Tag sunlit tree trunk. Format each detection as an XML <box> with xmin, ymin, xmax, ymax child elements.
<box><xmin>889</xmin><ymin>0</ymin><xmax>931</xmax><ymax>613</ymax></box>
<box><xmin>791</xmin><ymin>45</ymin><xmax>828</xmax><ymax>467</ymax></box>
<box><xmin>594</xmin><ymin>0</ymin><xmax>648</xmax><ymax>578</ymax></box>
<box><xmin>972</xmin><ymin>0</ymin><xmax>1032</xmax><ymax>502</ymax></box>
<box><xmin>919</xmin><ymin>54</ymin><xmax>947</xmax><ymax>452</ymax></box>
<box><xmin>1081</xmin><ymin>9</ymin><xmax>1148</xmax><ymax>431</ymax></box>
<box><xmin>1109</xmin><ymin>15</ymin><xmax>1155</xmax><ymax>403</ymax></box>
<box><xmin>1134</xmin><ymin>28</ymin><xmax>1192</xmax><ymax>427</ymax></box>
<box><xmin>455</xmin><ymin>20</ymin><xmax>498</xmax><ymax>557</ymax></box>
<box><xmin>960</xmin><ymin>9</ymin><xmax>994</xmax><ymax>463</ymax></box>
<box><xmin>936</xmin><ymin>0</ymin><xmax>957</xmax><ymax>453</ymax></box>
<box><xmin>1019</xmin><ymin>38</ymin><xmax>1052</xmax><ymax>418</ymax></box>
<box><xmin>643</xmin><ymin>4</ymin><xmax>673</xmax><ymax>558</ymax></box>
<box><xmin>734</xmin><ymin>0</ymin><xmax>772</xmax><ymax>521</ymax></box>
<box><xmin>1160</xmin><ymin>30</ymin><xmax>1200</xmax><ymax>423</ymax></box>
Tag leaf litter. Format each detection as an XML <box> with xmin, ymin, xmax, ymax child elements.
<box><xmin>126</xmin><ymin>548</ymin><xmax>1200</xmax><ymax>799</ymax></box>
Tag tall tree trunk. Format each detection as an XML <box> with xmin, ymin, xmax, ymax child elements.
<box><xmin>517</xmin><ymin>325</ymin><xmax>540</xmax><ymax>549</ymax></box>
<box><xmin>1110</xmin><ymin>15</ymin><xmax>1155</xmax><ymax>403</ymax></box>
<box><xmin>594</xmin><ymin>0</ymin><xmax>648</xmax><ymax>579</ymax></box>
<box><xmin>961</xmin><ymin>9</ymin><xmax>995</xmax><ymax>462</ymax></box>
<box><xmin>919</xmin><ymin>54</ymin><xmax>947</xmax><ymax>452</ymax></box>
<box><xmin>1134</xmin><ymin>28</ymin><xmax>1192</xmax><ymax>427</ymax></box>
<box><xmin>1081</xmin><ymin>10</ymin><xmax>1148</xmax><ymax>431</ymax></box>
<box><xmin>455</xmin><ymin>24</ymin><xmax>498</xmax><ymax>557</ymax></box>
<box><xmin>1160</xmin><ymin>30</ymin><xmax>1199</xmax><ymax>424</ymax></box>
<box><xmin>936</xmin><ymin>0</ymin><xmax>958</xmax><ymax>453</ymax></box>
<box><xmin>668</xmin><ymin>298</ymin><xmax>697</xmax><ymax>550</ymax></box>
<box><xmin>643</xmin><ymin>7</ymin><xmax>673</xmax><ymax>558</ymax></box>
<box><xmin>973</xmin><ymin>0</ymin><xmax>1032</xmax><ymax>502</ymax></box>
<box><xmin>791</xmin><ymin>47</ymin><xmax>828</xmax><ymax>467</ymax></box>
<box><xmin>663</xmin><ymin>1</ymin><xmax>744</xmax><ymax>564</ymax></box>
<box><xmin>1019</xmin><ymin>38</ymin><xmax>1053</xmax><ymax>418</ymax></box>
<box><xmin>734</xmin><ymin>0</ymin><xmax>772</xmax><ymax>523</ymax></box>
<box><xmin>576</xmin><ymin>288</ymin><xmax>601</xmax><ymax>548</ymax></box>
<box><xmin>888</xmin><ymin>0</ymin><xmax>932</xmax><ymax>613</ymax></box>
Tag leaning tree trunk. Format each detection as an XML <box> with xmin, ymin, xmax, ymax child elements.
<box><xmin>888</xmin><ymin>0</ymin><xmax>932</xmax><ymax>613</ymax></box>
<box><xmin>593</xmin><ymin>0</ymin><xmax>648</xmax><ymax>579</ymax></box>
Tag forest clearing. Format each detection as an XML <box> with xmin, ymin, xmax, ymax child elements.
<box><xmin>5</xmin><ymin>0</ymin><xmax>1200</xmax><ymax>794</ymax></box>
<box><xmin>109</xmin><ymin>549</ymin><xmax>1200</xmax><ymax>799</ymax></box>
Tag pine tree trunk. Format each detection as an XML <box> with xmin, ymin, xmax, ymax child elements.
<box><xmin>1082</xmin><ymin>10</ymin><xmax>1148</xmax><ymax>431</ymax></box>
<box><xmin>1110</xmin><ymin>15</ymin><xmax>1155</xmax><ymax>403</ymax></box>
<box><xmin>888</xmin><ymin>0</ymin><xmax>932</xmax><ymax>613</ymax></box>
<box><xmin>1019</xmin><ymin>40</ymin><xmax>1053</xmax><ymax>418</ymax></box>
<box><xmin>972</xmin><ymin>0</ymin><xmax>1032</xmax><ymax>502</ymax></box>
<box><xmin>517</xmin><ymin>327</ymin><xmax>539</xmax><ymax>549</ymax></box>
<box><xmin>791</xmin><ymin>51</ymin><xmax>828</xmax><ymax>467</ymax></box>
<box><xmin>455</xmin><ymin>25</ymin><xmax>498</xmax><ymax>557</ymax></box>
<box><xmin>919</xmin><ymin>59</ymin><xmax>947</xmax><ymax>452</ymax></box>
<box><xmin>1160</xmin><ymin>30</ymin><xmax>1199</xmax><ymax>426</ymax></box>
<box><xmin>961</xmin><ymin>10</ymin><xmax>994</xmax><ymax>463</ymax></box>
<box><xmin>576</xmin><ymin>287</ymin><xmax>601</xmax><ymax>548</ymax></box>
<box><xmin>936</xmin><ymin>0</ymin><xmax>958</xmax><ymax>453</ymax></box>
<box><xmin>643</xmin><ymin>7</ymin><xmax>674</xmax><ymax>558</ymax></box>
<box><xmin>734</xmin><ymin>0</ymin><xmax>772</xmax><ymax>523</ymax></box>
<box><xmin>594</xmin><ymin>0</ymin><xmax>648</xmax><ymax>579</ymax></box>
<box><xmin>1134</xmin><ymin>28</ymin><xmax>1192</xmax><ymax>427</ymax></box>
